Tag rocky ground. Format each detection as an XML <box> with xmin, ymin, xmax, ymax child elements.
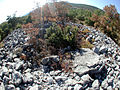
<box><xmin>0</xmin><ymin>23</ymin><xmax>120</xmax><ymax>90</ymax></box>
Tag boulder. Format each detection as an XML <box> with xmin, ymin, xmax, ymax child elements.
<box><xmin>73</xmin><ymin>48</ymin><xmax>103</xmax><ymax>76</ymax></box>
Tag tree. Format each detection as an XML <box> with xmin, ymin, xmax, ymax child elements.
<box><xmin>6</xmin><ymin>15</ymin><xmax>18</xmax><ymax>29</ymax></box>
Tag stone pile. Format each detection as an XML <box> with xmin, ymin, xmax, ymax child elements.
<box><xmin>0</xmin><ymin>23</ymin><xmax>120</xmax><ymax>90</ymax></box>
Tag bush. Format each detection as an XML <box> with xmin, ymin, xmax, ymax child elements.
<box><xmin>45</xmin><ymin>23</ymin><xmax>79</xmax><ymax>49</ymax></box>
<box><xmin>85</xmin><ymin>18</ymin><xmax>94</xmax><ymax>26</ymax></box>
<box><xmin>77</xmin><ymin>15</ymin><xmax>85</xmax><ymax>21</ymax></box>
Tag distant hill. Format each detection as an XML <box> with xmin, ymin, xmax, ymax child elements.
<box><xmin>69</xmin><ymin>3</ymin><xmax>103</xmax><ymax>12</ymax></box>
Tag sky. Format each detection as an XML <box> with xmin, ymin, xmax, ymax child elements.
<box><xmin>0</xmin><ymin>0</ymin><xmax>120</xmax><ymax>24</ymax></box>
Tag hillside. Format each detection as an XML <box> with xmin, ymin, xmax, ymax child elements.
<box><xmin>0</xmin><ymin>22</ymin><xmax>120</xmax><ymax>89</ymax></box>
<box><xmin>70</xmin><ymin>3</ymin><xmax>103</xmax><ymax>11</ymax></box>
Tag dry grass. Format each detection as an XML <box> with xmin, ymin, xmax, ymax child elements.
<box><xmin>82</xmin><ymin>29</ymin><xmax>91</xmax><ymax>34</ymax></box>
<box><xmin>0</xmin><ymin>42</ymin><xmax>4</xmax><ymax>48</ymax></box>
<box><xmin>80</xmin><ymin>38</ymin><xmax>94</xmax><ymax>49</ymax></box>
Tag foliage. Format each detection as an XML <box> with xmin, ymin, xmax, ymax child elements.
<box><xmin>85</xmin><ymin>18</ymin><xmax>95</xmax><ymax>26</ymax></box>
<box><xmin>45</xmin><ymin>23</ymin><xmax>78</xmax><ymax>49</ymax></box>
<box><xmin>0</xmin><ymin>14</ymin><xmax>32</xmax><ymax>42</ymax></box>
<box><xmin>0</xmin><ymin>42</ymin><xmax>4</xmax><ymax>48</ymax></box>
<box><xmin>90</xmin><ymin>5</ymin><xmax>120</xmax><ymax>45</ymax></box>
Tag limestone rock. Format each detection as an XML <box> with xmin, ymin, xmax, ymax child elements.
<box><xmin>73</xmin><ymin>48</ymin><xmax>102</xmax><ymax>76</ymax></box>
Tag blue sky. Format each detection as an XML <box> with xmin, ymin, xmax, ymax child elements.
<box><xmin>0</xmin><ymin>0</ymin><xmax>120</xmax><ymax>24</ymax></box>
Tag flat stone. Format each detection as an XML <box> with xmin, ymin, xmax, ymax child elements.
<box><xmin>73</xmin><ymin>48</ymin><xmax>102</xmax><ymax>76</ymax></box>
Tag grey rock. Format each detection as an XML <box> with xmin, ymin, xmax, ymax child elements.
<box><xmin>0</xmin><ymin>82</ymin><xmax>5</xmax><ymax>90</ymax></box>
<box><xmin>15</xmin><ymin>61</ymin><xmax>24</xmax><ymax>70</ymax></box>
<box><xmin>81</xmin><ymin>74</ymin><xmax>93</xmax><ymax>84</ymax></box>
<box><xmin>74</xmin><ymin>84</ymin><xmax>82</xmax><ymax>90</ymax></box>
<box><xmin>92</xmin><ymin>80</ymin><xmax>100</xmax><ymax>89</ymax></box>
<box><xmin>14</xmin><ymin>58</ymin><xmax>20</xmax><ymax>62</ymax></box>
<box><xmin>73</xmin><ymin>48</ymin><xmax>102</xmax><ymax>76</ymax></box>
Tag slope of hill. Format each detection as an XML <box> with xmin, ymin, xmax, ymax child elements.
<box><xmin>0</xmin><ymin>22</ymin><xmax>120</xmax><ymax>89</ymax></box>
<box><xmin>70</xmin><ymin>3</ymin><xmax>103</xmax><ymax>11</ymax></box>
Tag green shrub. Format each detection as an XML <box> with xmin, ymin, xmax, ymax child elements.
<box><xmin>77</xmin><ymin>15</ymin><xmax>85</xmax><ymax>21</ymax></box>
<box><xmin>45</xmin><ymin>23</ymin><xmax>79</xmax><ymax>49</ymax></box>
<box><xmin>85</xmin><ymin>18</ymin><xmax>95</xmax><ymax>26</ymax></box>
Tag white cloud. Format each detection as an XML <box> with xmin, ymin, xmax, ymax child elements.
<box><xmin>0</xmin><ymin>0</ymin><xmax>46</xmax><ymax>23</ymax></box>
